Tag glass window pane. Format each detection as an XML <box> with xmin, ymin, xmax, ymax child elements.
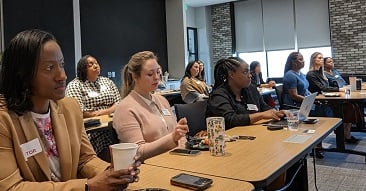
<box><xmin>238</xmin><ymin>52</ymin><xmax>267</xmax><ymax>80</ymax></box>
<box><xmin>267</xmin><ymin>49</ymin><xmax>295</xmax><ymax>78</ymax></box>
<box><xmin>299</xmin><ymin>46</ymin><xmax>332</xmax><ymax>74</ymax></box>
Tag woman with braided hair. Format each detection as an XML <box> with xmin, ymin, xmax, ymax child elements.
<box><xmin>206</xmin><ymin>57</ymin><xmax>286</xmax><ymax>130</ymax></box>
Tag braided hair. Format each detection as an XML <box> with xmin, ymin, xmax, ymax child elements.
<box><xmin>213</xmin><ymin>57</ymin><xmax>244</xmax><ymax>89</ymax></box>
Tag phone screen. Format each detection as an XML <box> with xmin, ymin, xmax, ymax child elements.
<box><xmin>169</xmin><ymin>149</ymin><xmax>200</xmax><ymax>155</ymax></box>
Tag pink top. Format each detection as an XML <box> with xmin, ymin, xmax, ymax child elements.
<box><xmin>113</xmin><ymin>91</ymin><xmax>181</xmax><ymax>161</ymax></box>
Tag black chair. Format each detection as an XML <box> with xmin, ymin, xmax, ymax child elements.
<box><xmin>274</xmin><ymin>84</ymin><xmax>284</xmax><ymax>110</ymax></box>
<box><xmin>174</xmin><ymin>100</ymin><xmax>207</xmax><ymax>137</ymax></box>
<box><xmin>96</xmin><ymin>121</ymin><xmax>120</xmax><ymax>163</ymax></box>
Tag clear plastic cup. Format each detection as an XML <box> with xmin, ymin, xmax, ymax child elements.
<box><xmin>286</xmin><ymin>109</ymin><xmax>300</xmax><ymax>131</ymax></box>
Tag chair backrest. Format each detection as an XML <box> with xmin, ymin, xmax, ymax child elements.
<box><xmin>274</xmin><ymin>84</ymin><xmax>284</xmax><ymax>110</ymax></box>
<box><xmin>174</xmin><ymin>100</ymin><xmax>207</xmax><ymax>137</ymax></box>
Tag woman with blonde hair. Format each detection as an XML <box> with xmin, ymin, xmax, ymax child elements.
<box><xmin>113</xmin><ymin>51</ymin><xmax>189</xmax><ymax>161</ymax></box>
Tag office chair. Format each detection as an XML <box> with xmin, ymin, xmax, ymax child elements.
<box><xmin>275</xmin><ymin>84</ymin><xmax>299</xmax><ymax>110</ymax></box>
<box><xmin>174</xmin><ymin>100</ymin><xmax>208</xmax><ymax>137</ymax></box>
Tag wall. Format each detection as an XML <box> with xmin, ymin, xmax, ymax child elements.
<box><xmin>80</xmin><ymin>0</ymin><xmax>168</xmax><ymax>87</ymax></box>
<box><xmin>3</xmin><ymin>0</ymin><xmax>76</xmax><ymax>80</ymax></box>
<box><xmin>165</xmin><ymin>0</ymin><xmax>187</xmax><ymax>79</ymax></box>
<box><xmin>185</xmin><ymin>6</ymin><xmax>213</xmax><ymax>84</ymax></box>
<box><xmin>211</xmin><ymin>3</ymin><xmax>233</xmax><ymax>65</ymax></box>
<box><xmin>329</xmin><ymin>0</ymin><xmax>366</xmax><ymax>74</ymax></box>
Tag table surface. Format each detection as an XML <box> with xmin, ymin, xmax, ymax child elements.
<box><xmin>127</xmin><ymin>164</ymin><xmax>254</xmax><ymax>191</ymax></box>
<box><xmin>316</xmin><ymin>90</ymin><xmax>366</xmax><ymax>100</ymax></box>
<box><xmin>144</xmin><ymin>117</ymin><xmax>342</xmax><ymax>187</ymax></box>
<box><xmin>84</xmin><ymin>115</ymin><xmax>112</xmax><ymax>132</ymax></box>
<box><xmin>258</xmin><ymin>87</ymin><xmax>275</xmax><ymax>96</ymax></box>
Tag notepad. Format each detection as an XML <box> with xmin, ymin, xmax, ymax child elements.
<box><xmin>283</xmin><ymin>134</ymin><xmax>311</xmax><ymax>144</ymax></box>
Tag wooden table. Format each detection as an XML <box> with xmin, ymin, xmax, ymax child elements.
<box><xmin>144</xmin><ymin>118</ymin><xmax>341</xmax><ymax>189</ymax></box>
<box><xmin>127</xmin><ymin>165</ymin><xmax>254</xmax><ymax>191</ymax></box>
<box><xmin>316</xmin><ymin>91</ymin><xmax>366</xmax><ymax>160</ymax></box>
<box><xmin>84</xmin><ymin>115</ymin><xmax>113</xmax><ymax>133</ymax></box>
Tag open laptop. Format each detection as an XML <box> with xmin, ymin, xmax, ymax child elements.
<box><xmin>266</xmin><ymin>92</ymin><xmax>318</xmax><ymax>126</ymax></box>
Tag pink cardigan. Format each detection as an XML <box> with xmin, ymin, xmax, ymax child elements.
<box><xmin>113</xmin><ymin>91</ymin><xmax>180</xmax><ymax>161</ymax></box>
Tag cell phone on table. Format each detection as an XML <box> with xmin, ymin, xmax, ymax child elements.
<box><xmin>169</xmin><ymin>148</ymin><xmax>201</xmax><ymax>156</ymax></box>
<box><xmin>171</xmin><ymin>173</ymin><xmax>213</xmax><ymax>190</ymax></box>
<box><xmin>303</xmin><ymin>118</ymin><xmax>319</xmax><ymax>124</ymax></box>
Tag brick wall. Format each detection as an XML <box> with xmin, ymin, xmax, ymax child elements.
<box><xmin>211</xmin><ymin>3</ymin><xmax>233</xmax><ymax>64</ymax></box>
<box><xmin>329</xmin><ymin>0</ymin><xmax>366</xmax><ymax>74</ymax></box>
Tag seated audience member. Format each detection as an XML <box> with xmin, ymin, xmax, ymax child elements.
<box><xmin>250</xmin><ymin>61</ymin><xmax>275</xmax><ymax>88</ymax></box>
<box><xmin>180</xmin><ymin>61</ymin><xmax>210</xmax><ymax>103</ymax></box>
<box><xmin>323</xmin><ymin>56</ymin><xmax>360</xmax><ymax>144</ymax></box>
<box><xmin>197</xmin><ymin>60</ymin><xmax>206</xmax><ymax>82</ymax></box>
<box><xmin>0</xmin><ymin>29</ymin><xmax>139</xmax><ymax>191</ymax></box>
<box><xmin>283</xmin><ymin>52</ymin><xmax>311</xmax><ymax>108</ymax></box>
<box><xmin>65</xmin><ymin>55</ymin><xmax>121</xmax><ymax>158</ymax></box>
<box><xmin>323</xmin><ymin>57</ymin><xmax>347</xmax><ymax>88</ymax></box>
<box><xmin>206</xmin><ymin>57</ymin><xmax>285</xmax><ymax>130</ymax></box>
<box><xmin>250</xmin><ymin>61</ymin><xmax>276</xmax><ymax>107</ymax></box>
<box><xmin>113</xmin><ymin>51</ymin><xmax>188</xmax><ymax>161</ymax></box>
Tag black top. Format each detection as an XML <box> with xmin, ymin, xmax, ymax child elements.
<box><xmin>250</xmin><ymin>72</ymin><xmax>265</xmax><ymax>87</ymax></box>
<box><xmin>306</xmin><ymin>70</ymin><xmax>339</xmax><ymax>94</ymax></box>
<box><xmin>206</xmin><ymin>83</ymin><xmax>272</xmax><ymax>130</ymax></box>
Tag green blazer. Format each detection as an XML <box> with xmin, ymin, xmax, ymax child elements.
<box><xmin>0</xmin><ymin>97</ymin><xmax>109</xmax><ymax>191</ymax></box>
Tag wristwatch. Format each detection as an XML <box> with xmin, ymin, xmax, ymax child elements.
<box><xmin>85</xmin><ymin>182</ymin><xmax>89</xmax><ymax>191</ymax></box>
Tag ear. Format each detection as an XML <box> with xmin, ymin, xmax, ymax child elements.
<box><xmin>228</xmin><ymin>71</ymin><xmax>234</xmax><ymax>79</ymax></box>
<box><xmin>132</xmin><ymin>73</ymin><xmax>138</xmax><ymax>81</ymax></box>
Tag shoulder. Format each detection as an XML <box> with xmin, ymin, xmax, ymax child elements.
<box><xmin>56</xmin><ymin>97</ymin><xmax>81</xmax><ymax>111</ymax></box>
<box><xmin>152</xmin><ymin>94</ymin><xmax>170</xmax><ymax>106</ymax></box>
<box><xmin>67</xmin><ymin>78</ymin><xmax>83</xmax><ymax>86</ymax></box>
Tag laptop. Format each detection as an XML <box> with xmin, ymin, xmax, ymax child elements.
<box><xmin>266</xmin><ymin>92</ymin><xmax>318</xmax><ymax>126</ymax></box>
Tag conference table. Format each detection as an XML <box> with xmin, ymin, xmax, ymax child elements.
<box><xmin>144</xmin><ymin>117</ymin><xmax>342</xmax><ymax>190</ymax></box>
<box><xmin>127</xmin><ymin>164</ymin><xmax>254</xmax><ymax>191</ymax></box>
<box><xmin>316</xmin><ymin>90</ymin><xmax>366</xmax><ymax>160</ymax></box>
<box><xmin>84</xmin><ymin>114</ymin><xmax>113</xmax><ymax>133</ymax></box>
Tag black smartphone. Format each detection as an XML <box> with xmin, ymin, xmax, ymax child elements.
<box><xmin>237</xmin><ymin>135</ymin><xmax>256</xmax><ymax>140</ymax></box>
<box><xmin>303</xmin><ymin>118</ymin><xmax>319</xmax><ymax>124</ymax></box>
<box><xmin>171</xmin><ymin>173</ymin><xmax>213</xmax><ymax>190</ymax></box>
<box><xmin>169</xmin><ymin>149</ymin><xmax>201</xmax><ymax>156</ymax></box>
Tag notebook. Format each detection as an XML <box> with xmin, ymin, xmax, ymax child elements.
<box><xmin>266</xmin><ymin>92</ymin><xmax>317</xmax><ymax>126</ymax></box>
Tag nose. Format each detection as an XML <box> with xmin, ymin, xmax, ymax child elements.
<box><xmin>55</xmin><ymin>65</ymin><xmax>67</xmax><ymax>81</ymax></box>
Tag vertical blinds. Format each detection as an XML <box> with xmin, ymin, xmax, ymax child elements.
<box><xmin>234</xmin><ymin>0</ymin><xmax>263</xmax><ymax>52</ymax></box>
<box><xmin>235</xmin><ymin>0</ymin><xmax>330</xmax><ymax>52</ymax></box>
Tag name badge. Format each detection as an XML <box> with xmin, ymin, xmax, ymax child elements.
<box><xmin>20</xmin><ymin>138</ymin><xmax>42</xmax><ymax>161</ymax></box>
<box><xmin>87</xmin><ymin>91</ymin><xmax>99</xmax><ymax>98</ymax></box>
<box><xmin>161</xmin><ymin>108</ymin><xmax>171</xmax><ymax>116</ymax></box>
<box><xmin>247</xmin><ymin>104</ymin><xmax>258</xmax><ymax>111</ymax></box>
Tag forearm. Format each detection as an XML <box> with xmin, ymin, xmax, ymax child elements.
<box><xmin>137</xmin><ymin>134</ymin><xmax>177</xmax><ymax>161</ymax></box>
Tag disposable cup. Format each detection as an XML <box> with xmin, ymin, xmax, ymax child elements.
<box><xmin>286</xmin><ymin>109</ymin><xmax>300</xmax><ymax>131</ymax></box>
<box><xmin>110</xmin><ymin>143</ymin><xmax>138</xmax><ymax>170</ymax></box>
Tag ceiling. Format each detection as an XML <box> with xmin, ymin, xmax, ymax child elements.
<box><xmin>184</xmin><ymin>0</ymin><xmax>238</xmax><ymax>7</ymax></box>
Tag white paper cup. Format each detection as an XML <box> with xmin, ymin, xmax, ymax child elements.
<box><xmin>110</xmin><ymin>143</ymin><xmax>138</xmax><ymax>170</ymax></box>
<box><xmin>206</xmin><ymin>117</ymin><xmax>225</xmax><ymax>156</ymax></box>
<box><xmin>286</xmin><ymin>109</ymin><xmax>300</xmax><ymax>131</ymax></box>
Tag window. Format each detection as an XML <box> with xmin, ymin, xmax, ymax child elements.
<box><xmin>267</xmin><ymin>49</ymin><xmax>295</xmax><ymax>78</ymax></box>
<box><xmin>299</xmin><ymin>46</ymin><xmax>332</xmax><ymax>74</ymax></box>
<box><xmin>238</xmin><ymin>52</ymin><xmax>267</xmax><ymax>80</ymax></box>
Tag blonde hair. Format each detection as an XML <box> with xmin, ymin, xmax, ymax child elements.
<box><xmin>121</xmin><ymin>51</ymin><xmax>158</xmax><ymax>98</ymax></box>
<box><xmin>309</xmin><ymin>52</ymin><xmax>327</xmax><ymax>80</ymax></box>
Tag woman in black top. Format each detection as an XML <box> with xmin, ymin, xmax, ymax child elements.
<box><xmin>250</xmin><ymin>61</ymin><xmax>275</xmax><ymax>88</ymax></box>
<box><xmin>206</xmin><ymin>57</ymin><xmax>285</xmax><ymax>130</ymax></box>
<box><xmin>307</xmin><ymin>52</ymin><xmax>358</xmax><ymax>144</ymax></box>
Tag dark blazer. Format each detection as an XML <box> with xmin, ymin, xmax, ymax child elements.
<box><xmin>0</xmin><ymin>97</ymin><xmax>109</xmax><ymax>191</ymax></box>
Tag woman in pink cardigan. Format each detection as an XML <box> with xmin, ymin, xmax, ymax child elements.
<box><xmin>113</xmin><ymin>51</ymin><xmax>189</xmax><ymax>161</ymax></box>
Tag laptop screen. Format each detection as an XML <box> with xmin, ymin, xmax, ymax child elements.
<box><xmin>298</xmin><ymin>93</ymin><xmax>317</xmax><ymax>121</ymax></box>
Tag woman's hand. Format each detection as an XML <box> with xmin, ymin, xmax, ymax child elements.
<box><xmin>268</xmin><ymin>81</ymin><xmax>276</xmax><ymax>88</ymax></box>
<box><xmin>172</xmin><ymin>118</ymin><xmax>189</xmax><ymax>142</ymax></box>
<box><xmin>87</xmin><ymin>161</ymin><xmax>141</xmax><ymax>191</ymax></box>
<box><xmin>262</xmin><ymin>109</ymin><xmax>285</xmax><ymax>120</ymax></box>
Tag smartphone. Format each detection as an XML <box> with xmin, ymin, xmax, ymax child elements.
<box><xmin>303</xmin><ymin>118</ymin><xmax>319</xmax><ymax>124</ymax></box>
<box><xmin>169</xmin><ymin>149</ymin><xmax>201</xmax><ymax>156</ymax></box>
<box><xmin>171</xmin><ymin>173</ymin><xmax>213</xmax><ymax>190</ymax></box>
<box><xmin>237</xmin><ymin>135</ymin><xmax>256</xmax><ymax>140</ymax></box>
